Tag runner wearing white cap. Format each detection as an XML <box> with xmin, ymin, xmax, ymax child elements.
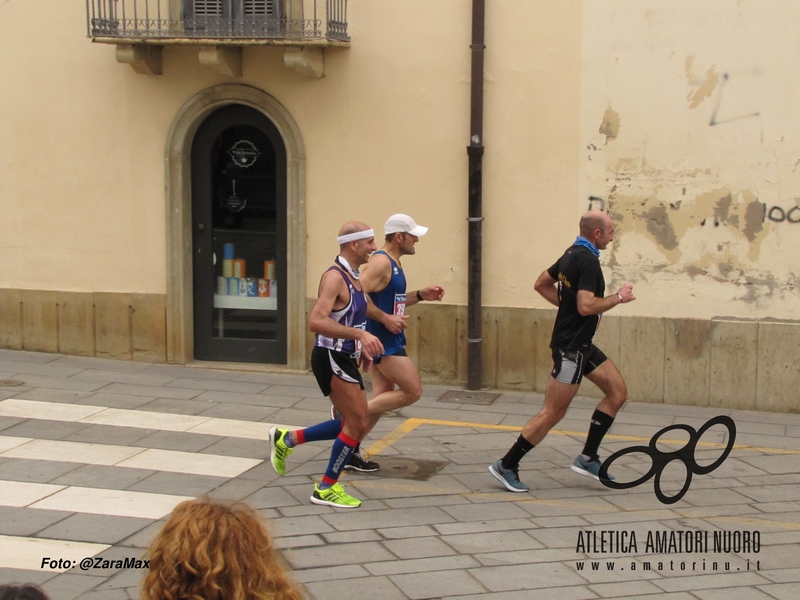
<box><xmin>336</xmin><ymin>214</ymin><xmax>444</xmax><ymax>471</ymax></box>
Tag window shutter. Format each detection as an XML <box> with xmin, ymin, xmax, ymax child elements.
<box><xmin>244</xmin><ymin>1</ymin><xmax>275</xmax><ymax>16</ymax></box>
<box><xmin>195</xmin><ymin>1</ymin><xmax>223</xmax><ymax>16</ymax></box>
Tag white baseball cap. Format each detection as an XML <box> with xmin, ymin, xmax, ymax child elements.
<box><xmin>384</xmin><ymin>214</ymin><xmax>428</xmax><ymax>237</ymax></box>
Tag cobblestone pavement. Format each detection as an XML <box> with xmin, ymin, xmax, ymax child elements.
<box><xmin>0</xmin><ymin>348</ymin><xmax>798</xmax><ymax>599</ymax></box>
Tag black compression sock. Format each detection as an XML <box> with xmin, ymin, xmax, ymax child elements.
<box><xmin>501</xmin><ymin>435</ymin><xmax>534</xmax><ymax>469</ymax></box>
<box><xmin>582</xmin><ymin>409</ymin><xmax>615</xmax><ymax>460</ymax></box>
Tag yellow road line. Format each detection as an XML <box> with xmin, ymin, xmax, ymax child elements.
<box><xmin>363</xmin><ymin>418</ymin><xmax>422</xmax><ymax>456</ymax></box>
<box><xmin>364</xmin><ymin>417</ymin><xmax>800</xmax><ymax>457</ymax></box>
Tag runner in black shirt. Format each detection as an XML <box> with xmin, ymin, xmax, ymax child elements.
<box><xmin>489</xmin><ymin>210</ymin><xmax>635</xmax><ymax>492</ymax></box>
<box><xmin>547</xmin><ymin>245</ymin><xmax>606</xmax><ymax>350</ymax></box>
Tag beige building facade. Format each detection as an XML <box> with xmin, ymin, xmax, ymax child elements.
<box><xmin>1</xmin><ymin>1</ymin><xmax>798</xmax><ymax>412</ymax></box>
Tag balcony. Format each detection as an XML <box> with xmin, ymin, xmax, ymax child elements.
<box><xmin>87</xmin><ymin>1</ymin><xmax>349</xmax><ymax>44</ymax></box>
<box><xmin>86</xmin><ymin>1</ymin><xmax>348</xmax><ymax>76</ymax></box>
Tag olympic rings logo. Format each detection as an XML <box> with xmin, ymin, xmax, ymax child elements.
<box><xmin>599</xmin><ymin>416</ymin><xmax>736</xmax><ymax>505</ymax></box>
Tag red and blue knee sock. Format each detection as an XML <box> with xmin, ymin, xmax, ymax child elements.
<box><xmin>284</xmin><ymin>419</ymin><xmax>343</xmax><ymax>447</ymax></box>
<box><xmin>320</xmin><ymin>431</ymin><xmax>358</xmax><ymax>489</ymax></box>
<box><xmin>281</xmin><ymin>419</ymin><xmax>356</xmax><ymax>489</ymax></box>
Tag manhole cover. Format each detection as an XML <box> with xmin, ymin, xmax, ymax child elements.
<box><xmin>0</xmin><ymin>380</ymin><xmax>24</xmax><ymax>387</ymax></box>
<box><xmin>361</xmin><ymin>457</ymin><xmax>448</xmax><ymax>481</ymax></box>
<box><xmin>436</xmin><ymin>390</ymin><xmax>500</xmax><ymax>406</ymax></box>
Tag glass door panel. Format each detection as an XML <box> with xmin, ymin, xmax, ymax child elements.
<box><xmin>210</xmin><ymin>124</ymin><xmax>279</xmax><ymax>341</ymax></box>
<box><xmin>192</xmin><ymin>104</ymin><xmax>287</xmax><ymax>363</ymax></box>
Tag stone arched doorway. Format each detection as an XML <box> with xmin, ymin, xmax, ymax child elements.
<box><xmin>165</xmin><ymin>84</ymin><xmax>306</xmax><ymax>369</ymax></box>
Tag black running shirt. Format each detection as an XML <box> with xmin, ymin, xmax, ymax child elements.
<box><xmin>546</xmin><ymin>245</ymin><xmax>605</xmax><ymax>350</ymax></box>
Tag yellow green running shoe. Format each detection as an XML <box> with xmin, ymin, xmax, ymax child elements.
<box><xmin>269</xmin><ymin>426</ymin><xmax>293</xmax><ymax>476</ymax></box>
<box><xmin>310</xmin><ymin>482</ymin><xmax>362</xmax><ymax>508</ymax></box>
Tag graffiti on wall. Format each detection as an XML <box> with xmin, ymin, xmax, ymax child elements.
<box><xmin>764</xmin><ymin>204</ymin><xmax>800</xmax><ymax>224</ymax></box>
<box><xmin>707</xmin><ymin>72</ymin><xmax>760</xmax><ymax>127</ymax></box>
<box><xmin>591</xmin><ymin>197</ymin><xmax>800</xmax><ymax>227</ymax></box>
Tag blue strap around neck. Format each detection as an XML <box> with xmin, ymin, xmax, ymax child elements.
<box><xmin>574</xmin><ymin>236</ymin><xmax>600</xmax><ymax>257</ymax></box>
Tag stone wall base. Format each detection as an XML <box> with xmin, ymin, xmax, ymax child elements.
<box><xmin>0</xmin><ymin>289</ymin><xmax>166</xmax><ymax>363</ymax></box>
<box><xmin>3</xmin><ymin>288</ymin><xmax>796</xmax><ymax>413</ymax></box>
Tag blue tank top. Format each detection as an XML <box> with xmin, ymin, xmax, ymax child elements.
<box><xmin>314</xmin><ymin>266</ymin><xmax>368</xmax><ymax>356</ymax></box>
<box><xmin>366</xmin><ymin>250</ymin><xmax>407</xmax><ymax>356</ymax></box>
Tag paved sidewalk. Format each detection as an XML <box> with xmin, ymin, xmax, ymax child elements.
<box><xmin>0</xmin><ymin>348</ymin><xmax>798</xmax><ymax>599</ymax></box>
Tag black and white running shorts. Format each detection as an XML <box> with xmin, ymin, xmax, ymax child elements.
<box><xmin>311</xmin><ymin>346</ymin><xmax>365</xmax><ymax>396</ymax></box>
<box><xmin>551</xmin><ymin>344</ymin><xmax>608</xmax><ymax>385</ymax></box>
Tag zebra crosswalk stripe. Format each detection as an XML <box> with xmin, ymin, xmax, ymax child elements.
<box><xmin>0</xmin><ymin>436</ymin><xmax>261</xmax><ymax>477</ymax></box>
<box><xmin>0</xmin><ymin>397</ymin><xmax>289</xmax><ymax>573</ymax></box>
<box><xmin>0</xmin><ymin>398</ymin><xmax>298</xmax><ymax>439</ymax></box>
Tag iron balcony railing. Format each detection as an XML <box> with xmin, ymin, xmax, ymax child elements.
<box><xmin>86</xmin><ymin>0</ymin><xmax>349</xmax><ymax>43</ymax></box>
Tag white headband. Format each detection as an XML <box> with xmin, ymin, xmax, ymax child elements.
<box><xmin>337</xmin><ymin>229</ymin><xmax>374</xmax><ymax>244</ymax></box>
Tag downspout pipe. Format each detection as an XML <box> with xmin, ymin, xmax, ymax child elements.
<box><xmin>466</xmin><ymin>0</ymin><xmax>485</xmax><ymax>390</ymax></box>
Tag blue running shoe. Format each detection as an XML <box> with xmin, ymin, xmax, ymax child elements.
<box><xmin>571</xmin><ymin>454</ymin><xmax>615</xmax><ymax>482</ymax></box>
<box><xmin>488</xmin><ymin>459</ymin><xmax>529</xmax><ymax>493</ymax></box>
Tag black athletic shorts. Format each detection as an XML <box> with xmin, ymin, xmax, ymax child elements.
<box><xmin>311</xmin><ymin>346</ymin><xmax>365</xmax><ymax>396</ymax></box>
<box><xmin>373</xmin><ymin>347</ymin><xmax>407</xmax><ymax>365</ymax></box>
<box><xmin>551</xmin><ymin>344</ymin><xmax>608</xmax><ymax>385</ymax></box>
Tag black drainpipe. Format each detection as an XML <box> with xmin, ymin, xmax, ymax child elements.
<box><xmin>466</xmin><ymin>0</ymin><xmax>485</xmax><ymax>390</ymax></box>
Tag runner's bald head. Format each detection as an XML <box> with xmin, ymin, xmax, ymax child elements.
<box><xmin>579</xmin><ymin>210</ymin><xmax>610</xmax><ymax>238</ymax></box>
<box><xmin>338</xmin><ymin>221</ymin><xmax>373</xmax><ymax>250</ymax></box>
<box><xmin>338</xmin><ymin>221</ymin><xmax>370</xmax><ymax>238</ymax></box>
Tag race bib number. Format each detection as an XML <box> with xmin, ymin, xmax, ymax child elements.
<box><xmin>354</xmin><ymin>321</ymin><xmax>366</xmax><ymax>358</ymax></box>
<box><xmin>394</xmin><ymin>293</ymin><xmax>407</xmax><ymax>316</ymax></box>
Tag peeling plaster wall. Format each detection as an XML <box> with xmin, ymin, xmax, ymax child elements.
<box><xmin>581</xmin><ymin>1</ymin><xmax>800</xmax><ymax>319</ymax></box>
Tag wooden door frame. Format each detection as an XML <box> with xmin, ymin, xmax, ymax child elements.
<box><xmin>165</xmin><ymin>84</ymin><xmax>307</xmax><ymax>369</ymax></box>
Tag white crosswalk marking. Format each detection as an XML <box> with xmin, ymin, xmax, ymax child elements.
<box><xmin>0</xmin><ymin>535</ymin><xmax>110</xmax><ymax>573</ymax></box>
<box><xmin>3</xmin><ymin>438</ymin><xmax>146</xmax><ymax>465</ymax></box>
<box><xmin>0</xmin><ymin>480</ymin><xmax>66</xmax><ymax>507</ymax></box>
<box><xmin>0</xmin><ymin>397</ymin><xmax>285</xmax><ymax>573</ymax></box>
<box><xmin>0</xmin><ymin>435</ymin><xmax>31</xmax><ymax>453</ymax></box>
<box><xmin>0</xmin><ymin>398</ymin><xmax>298</xmax><ymax>439</ymax></box>
<box><xmin>0</xmin><ymin>437</ymin><xmax>261</xmax><ymax>477</ymax></box>
<box><xmin>29</xmin><ymin>486</ymin><xmax>194</xmax><ymax>520</ymax></box>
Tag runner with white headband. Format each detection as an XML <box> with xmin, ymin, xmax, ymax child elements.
<box><xmin>269</xmin><ymin>221</ymin><xmax>383</xmax><ymax>509</ymax></box>
<box><xmin>337</xmin><ymin>228</ymin><xmax>375</xmax><ymax>245</ymax></box>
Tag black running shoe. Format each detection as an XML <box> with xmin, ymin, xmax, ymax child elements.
<box><xmin>345</xmin><ymin>452</ymin><xmax>379</xmax><ymax>472</ymax></box>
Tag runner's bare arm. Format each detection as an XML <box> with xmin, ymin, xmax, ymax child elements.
<box><xmin>361</xmin><ymin>253</ymin><xmax>407</xmax><ymax>333</ymax></box>
<box><xmin>359</xmin><ymin>252</ymin><xmax>392</xmax><ymax>293</ymax></box>
<box><xmin>407</xmin><ymin>285</ymin><xmax>445</xmax><ymax>306</ymax></box>
<box><xmin>533</xmin><ymin>271</ymin><xmax>559</xmax><ymax>307</ymax></box>
<box><xmin>576</xmin><ymin>284</ymin><xmax>635</xmax><ymax>316</ymax></box>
